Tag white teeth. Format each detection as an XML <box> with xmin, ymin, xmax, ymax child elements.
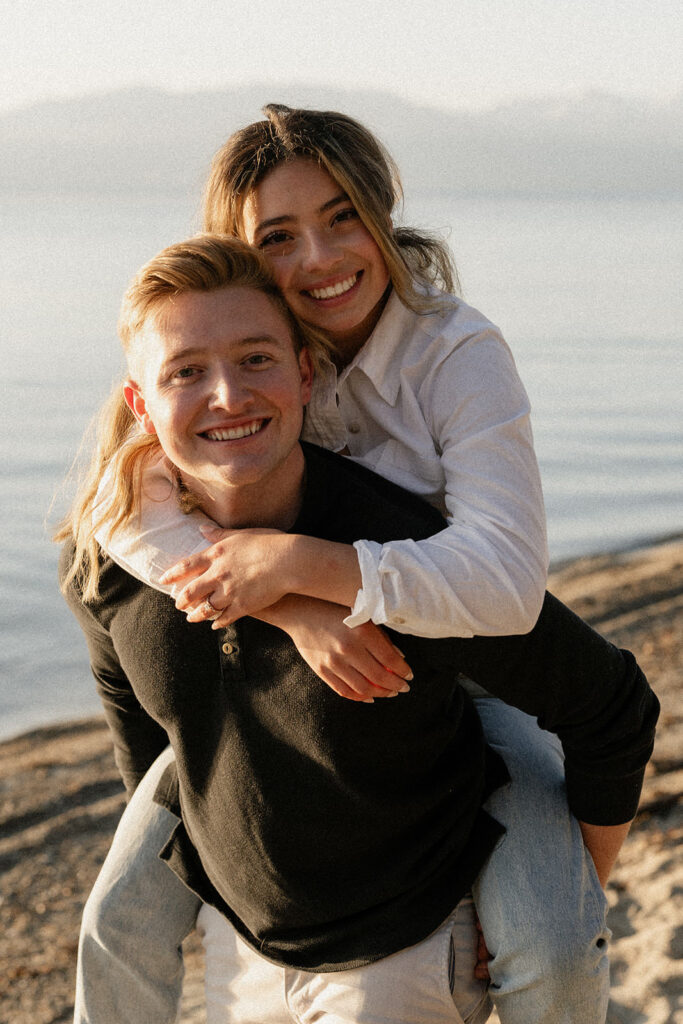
<box><xmin>205</xmin><ymin>421</ymin><xmax>264</xmax><ymax>441</ymax></box>
<box><xmin>309</xmin><ymin>274</ymin><xmax>357</xmax><ymax>300</ymax></box>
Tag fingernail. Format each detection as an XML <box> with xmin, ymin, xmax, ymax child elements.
<box><xmin>392</xmin><ymin>644</ymin><xmax>405</xmax><ymax>657</ymax></box>
<box><xmin>362</xmin><ymin>698</ymin><xmax>374</xmax><ymax>704</ymax></box>
<box><xmin>399</xmin><ymin>683</ymin><xmax>411</xmax><ymax>693</ymax></box>
<box><xmin>388</xmin><ymin>691</ymin><xmax>399</xmax><ymax>698</ymax></box>
<box><xmin>404</xmin><ymin>671</ymin><xmax>414</xmax><ymax>681</ymax></box>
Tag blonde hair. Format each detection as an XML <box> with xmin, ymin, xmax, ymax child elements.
<box><xmin>203</xmin><ymin>104</ymin><xmax>459</xmax><ymax>312</ymax></box>
<box><xmin>57</xmin><ymin>233</ymin><xmax>327</xmax><ymax>601</ymax></box>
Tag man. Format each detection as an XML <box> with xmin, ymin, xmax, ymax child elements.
<box><xmin>61</xmin><ymin>235</ymin><xmax>657</xmax><ymax>1023</ymax></box>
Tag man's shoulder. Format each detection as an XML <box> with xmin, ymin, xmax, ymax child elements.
<box><xmin>58</xmin><ymin>539</ymin><xmax>159</xmax><ymax>626</ymax></box>
<box><xmin>299</xmin><ymin>443</ymin><xmax>446</xmax><ymax>545</ymax></box>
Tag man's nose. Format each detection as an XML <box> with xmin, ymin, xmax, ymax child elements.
<box><xmin>300</xmin><ymin>229</ymin><xmax>342</xmax><ymax>274</ymax></box>
<box><xmin>207</xmin><ymin>370</ymin><xmax>252</xmax><ymax>410</ymax></box>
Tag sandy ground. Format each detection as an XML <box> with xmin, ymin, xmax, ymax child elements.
<box><xmin>1</xmin><ymin>537</ymin><xmax>681</xmax><ymax>1024</ymax></box>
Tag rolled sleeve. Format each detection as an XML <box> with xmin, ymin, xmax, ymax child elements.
<box><xmin>94</xmin><ymin>456</ymin><xmax>213</xmax><ymax>595</ymax></box>
<box><xmin>344</xmin><ymin>530</ymin><xmax>544</xmax><ymax>637</ymax></box>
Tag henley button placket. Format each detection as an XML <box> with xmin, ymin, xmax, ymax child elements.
<box><xmin>218</xmin><ymin>625</ymin><xmax>244</xmax><ymax>683</ymax></box>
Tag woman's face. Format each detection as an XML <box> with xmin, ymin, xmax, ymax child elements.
<box><xmin>242</xmin><ymin>158</ymin><xmax>391</xmax><ymax>361</ymax></box>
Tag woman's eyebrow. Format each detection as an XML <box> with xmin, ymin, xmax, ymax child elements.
<box><xmin>254</xmin><ymin>193</ymin><xmax>349</xmax><ymax>234</ymax></box>
<box><xmin>319</xmin><ymin>193</ymin><xmax>349</xmax><ymax>213</ymax></box>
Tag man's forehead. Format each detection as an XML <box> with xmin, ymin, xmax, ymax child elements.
<box><xmin>148</xmin><ymin>286</ymin><xmax>295</xmax><ymax>348</ymax></box>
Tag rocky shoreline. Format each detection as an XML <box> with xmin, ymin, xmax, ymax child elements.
<box><xmin>1</xmin><ymin>537</ymin><xmax>681</xmax><ymax>1024</ymax></box>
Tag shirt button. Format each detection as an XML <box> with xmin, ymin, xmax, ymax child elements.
<box><xmin>221</xmin><ymin>642</ymin><xmax>237</xmax><ymax>655</ymax></box>
<box><xmin>348</xmin><ymin>422</ymin><xmax>361</xmax><ymax>434</ymax></box>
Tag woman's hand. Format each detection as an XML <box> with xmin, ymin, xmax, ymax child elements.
<box><xmin>160</xmin><ymin>526</ymin><xmax>294</xmax><ymax>627</ymax></box>
<box><xmin>160</xmin><ymin>526</ymin><xmax>364</xmax><ymax>629</ymax></box>
<box><xmin>256</xmin><ymin>596</ymin><xmax>413</xmax><ymax>703</ymax></box>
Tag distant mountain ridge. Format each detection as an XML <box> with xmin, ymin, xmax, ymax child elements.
<box><xmin>1</xmin><ymin>84</ymin><xmax>681</xmax><ymax>197</ymax></box>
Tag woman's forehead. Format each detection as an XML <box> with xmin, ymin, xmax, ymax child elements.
<box><xmin>242</xmin><ymin>158</ymin><xmax>343</xmax><ymax>233</ymax></box>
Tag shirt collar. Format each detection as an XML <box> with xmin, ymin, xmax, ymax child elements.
<box><xmin>336</xmin><ymin>290</ymin><xmax>416</xmax><ymax>406</ymax></box>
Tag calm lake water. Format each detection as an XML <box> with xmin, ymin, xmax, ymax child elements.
<box><xmin>1</xmin><ymin>192</ymin><xmax>681</xmax><ymax>739</ymax></box>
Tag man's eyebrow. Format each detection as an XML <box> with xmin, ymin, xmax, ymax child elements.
<box><xmin>253</xmin><ymin>193</ymin><xmax>349</xmax><ymax>234</ymax></box>
<box><xmin>159</xmin><ymin>335</ymin><xmax>284</xmax><ymax>367</ymax></box>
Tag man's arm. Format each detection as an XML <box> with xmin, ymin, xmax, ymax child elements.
<box><xmin>61</xmin><ymin>564</ymin><xmax>169</xmax><ymax>797</ymax></box>
<box><xmin>450</xmin><ymin>592</ymin><xmax>659</xmax><ymax>838</ymax></box>
<box><xmin>579</xmin><ymin>821</ymin><xmax>632</xmax><ymax>887</ymax></box>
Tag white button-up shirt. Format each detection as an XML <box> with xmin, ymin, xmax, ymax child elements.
<box><xmin>301</xmin><ymin>291</ymin><xmax>548</xmax><ymax>637</ymax></box>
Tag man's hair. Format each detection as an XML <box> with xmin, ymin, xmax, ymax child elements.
<box><xmin>119</xmin><ymin>233</ymin><xmax>319</xmax><ymax>364</ymax></box>
<box><xmin>203</xmin><ymin>104</ymin><xmax>459</xmax><ymax>311</ymax></box>
<box><xmin>57</xmin><ymin>233</ymin><xmax>325</xmax><ymax>601</ymax></box>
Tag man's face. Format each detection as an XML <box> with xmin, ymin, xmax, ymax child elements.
<box><xmin>125</xmin><ymin>286</ymin><xmax>313</xmax><ymax>506</ymax></box>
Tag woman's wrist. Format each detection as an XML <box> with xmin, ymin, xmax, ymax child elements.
<box><xmin>285</xmin><ymin>535</ymin><xmax>363</xmax><ymax>608</ymax></box>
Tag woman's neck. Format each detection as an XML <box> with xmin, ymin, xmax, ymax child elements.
<box><xmin>328</xmin><ymin>283</ymin><xmax>392</xmax><ymax>370</ymax></box>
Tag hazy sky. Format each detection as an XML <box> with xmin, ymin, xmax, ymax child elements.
<box><xmin>3</xmin><ymin>0</ymin><xmax>681</xmax><ymax>114</ymax></box>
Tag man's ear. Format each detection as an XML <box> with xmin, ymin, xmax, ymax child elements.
<box><xmin>123</xmin><ymin>380</ymin><xmax>157</xmax><ymax>435</ymax></box>
<box><xmin>298</xmin><ymin>348</ymin><xmax>314</xmax><ymax>406</ymax></box>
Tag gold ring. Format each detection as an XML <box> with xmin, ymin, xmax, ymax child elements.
<box><xmin>201</xmin><ymin>598</ymin><xmax>220</xmax><ymax>619</ymax></box>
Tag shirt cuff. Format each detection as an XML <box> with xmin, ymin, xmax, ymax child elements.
<box><xmin>342</xmin><ymin>541</ymin><xmax>386</xmax><ymax>628</ymax></box>
<box><xmin>565</xmin><ymin>766</ymin><xmax>647</xmax><ymax>826</ymax></box>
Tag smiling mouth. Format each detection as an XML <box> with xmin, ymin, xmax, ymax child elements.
<box><xmin>306</xmin><ymin>273</ymin><xmax>359</xmax><ymax>301</ymax></box>
<box><xmin>202</xmin><ymin>420</ymin><xmax>267</xmax><ymax>441</ymax></box>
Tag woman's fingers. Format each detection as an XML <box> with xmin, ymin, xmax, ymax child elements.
<box><xmin>159</xmin><ymin>552</ymin><xmax>212</xmax><ymax>587</ymax></box>
<box><xmin>184</xmin><ymin>597</ymin><xmax>223</xmax><ymax>623</ymax></box>
<box><xmin>305</xmin><ymin>637</ymin><xmax>411</xmax><ymax>699</ymax></box>
<box><xmin>309</xmin><ymin>664</ymin><xmax>397</xmax><ymax>702</ymax></box>
<box><xmin>341</xmin><ymin>655</ymin><xmax>410</xmax><ymax>696</ymax></box>
<box><xmin>352</xmin><ymin>623</ymin><xmax>413</xmax><ymax>682</ymax></box>
<box><xmin>176</xmin><ymin>576</ymin><xmax>221</xmax><ymax>612</ymax></box>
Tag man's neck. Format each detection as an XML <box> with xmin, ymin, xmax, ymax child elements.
<box><xmin>182</xmin><ymin>445</ymin><xmax>306</xmax><ymax>532</ymax></box>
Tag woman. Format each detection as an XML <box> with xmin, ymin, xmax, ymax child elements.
<box><xmin>78</xmin><ymin>106</ymin><xmax>624</xmax><ymax>1023</ymax></box>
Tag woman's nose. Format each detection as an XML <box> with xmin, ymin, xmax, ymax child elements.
<box><xmin>300</xmin><ymin>230</ymin><xmax>342</xmax><ymax>273</ymax></box>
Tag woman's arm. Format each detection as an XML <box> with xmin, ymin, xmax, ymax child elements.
<box><xmin>343</xmin><ymin>322</ymin><xmax>548</xmax><ymax>638</ymax></box>
<box><xmin>255</xmin><ymin>596</ymin><xmax>413</xmax><ymax>702</ymax></box>
<box><xmin>95</xmin><ymin>467</ymin><xmax>412</xmax><ymax>698</ymax></box>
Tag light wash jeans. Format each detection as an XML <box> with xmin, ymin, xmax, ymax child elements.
<box><xmin>74</xmin><ymin>698</ymin><xmax>610</xmax><ymax>1024</ymax></box>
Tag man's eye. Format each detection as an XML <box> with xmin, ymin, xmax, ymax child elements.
<box><xmin>174</xmin><ymin>366</ymin><xmax>197</xmax><ymax>380</ymax></box>
<box><xmin>244</xmin><ymin>354</ymin><xmax>270</xmax><ymax>366</ymax></box>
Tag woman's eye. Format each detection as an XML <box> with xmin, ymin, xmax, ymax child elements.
<box><xmin>258</xmin><ymin>230</ymin><xmax>291</xmax><ymax>249</ymax></box>
<box><xmin>333</xmin><ymin>208</ymin><xmax>359</xmax><ymax>226</ymax></box>
<box><xmin>244</xmin><ymin>354</ymin><xmax>271</xmax><ymax>366</ymax></box>
<box><xmin>173</xmin><ymin>366</ymin><xmax>198</xmax><ymax>380</ymax></box>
